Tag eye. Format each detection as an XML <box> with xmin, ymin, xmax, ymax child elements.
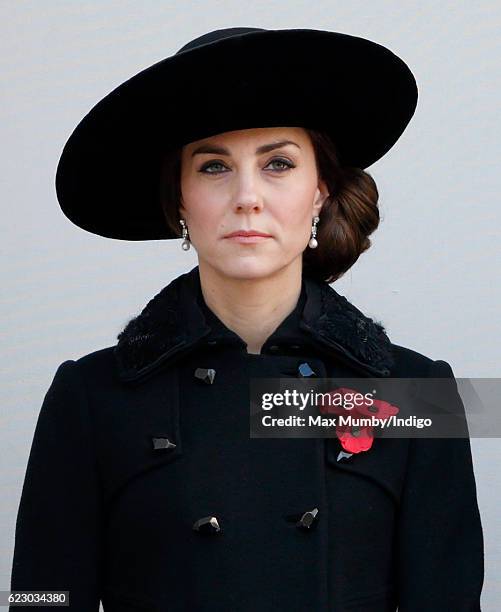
<box><xmin>199</xmin><ymin>160</ymin><xmax>227</xmax><ymax>174</ymax></box>
<box><xmin>266</xmin><ymin>158</ymin><xmax>295</xmax><ymax>172</ymax></box>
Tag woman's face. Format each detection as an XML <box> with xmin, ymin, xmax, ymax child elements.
<box><xmin>179</xmin><ymin>126</ymin><xmax>328</xmax><ymax>280</ymax></box>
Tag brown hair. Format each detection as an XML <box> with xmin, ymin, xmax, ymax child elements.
<box><xmin>159</xmin><ymin>128</ymin><xmax>380</xmax><ymax>283</ymax></box>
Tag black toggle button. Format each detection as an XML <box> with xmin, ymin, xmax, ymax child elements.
<box><xmin>285</xmin><ymin>508</ymin><xmax>320</xmax><ymax>530</ymax></box>
<box><xmin>194</xmin><ymin>367</ymin><xmax>216</xmax><ymax>384</ymax></box>
<box><xmin>337</xmin><ymin>450</ymin><xmax>354</xmax><ymax>462</ymax></box>
<box><xmin>298</xmin><ymin>362</ymin><xmax>317</xmax><ymax>377</ymax></box>
<box><xmin>296</xmin><ymin>508</ymin><xmax>319</xmax><ymax>530</ymax></box>
<box><xmin>268</xmin><ymin>345</ymin><xmax>280</xmax><ymax>354</ymax></box>
<box><xmin>152</xmin><ymin>437</ymin><xmax>177</xmax><ymax>451</ymax></box>
<box><xmin>192</xmin><ymin>516</ymin><xmax>221</xmax><ymax>534</ymax></box>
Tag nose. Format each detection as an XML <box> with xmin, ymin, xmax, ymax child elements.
<box><xmin>232</xmin><ymin>172</ymin><xmax>264</xmax><ymax>214</ymax></box>
<box><xmin>235</xmin><ymin>198</ymin><xmax>263</xmax><ymax>214</ymax></box>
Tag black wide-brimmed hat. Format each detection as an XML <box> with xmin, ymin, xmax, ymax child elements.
<box><xmin>55</xmin><ymin>27</ymin><xmax>418</xmax><ymax>241</ymax></box>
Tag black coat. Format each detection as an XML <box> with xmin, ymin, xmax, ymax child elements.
<box><xmin>9</xmin><ymin>265</ymin><xmax>484</xmax><ymax>611</ymax></box>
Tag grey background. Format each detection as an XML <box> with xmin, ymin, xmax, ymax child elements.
<box><xmin>1</xmin><ymin>1</ymin><xmax>500</xmax><ymax>609</ymax></box>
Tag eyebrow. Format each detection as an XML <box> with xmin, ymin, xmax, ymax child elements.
<box><xmin>190</xmin><ymin>140</ymin><xmax>301</xmax><ymax>157</ymax></box>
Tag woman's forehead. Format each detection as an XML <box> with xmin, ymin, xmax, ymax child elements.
<box><xmin>183</xmin><ymin>126</ymin><xmax>310</xmax><ymax>152</ymax></box>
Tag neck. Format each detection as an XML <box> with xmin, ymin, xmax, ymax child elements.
<box><xmin>198</xmin><ymin>260</ymin><xmax>303</xmax><ymax>354</ymax></box>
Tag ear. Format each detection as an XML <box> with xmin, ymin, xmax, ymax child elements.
<box><xmin>178</xmin><ymin>194</ymin><xmax>187</xmax><ymax>219</ymax></box>
<box><xmin>313</xmin><ymin>178</ymin><xmax>329</xmax><ymax>216</ymax></box>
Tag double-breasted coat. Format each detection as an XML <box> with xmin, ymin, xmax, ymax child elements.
<box><xmin>9</xmin><ymin>265</ymin><xmax>484</xmax><ymax>611</ymax></box>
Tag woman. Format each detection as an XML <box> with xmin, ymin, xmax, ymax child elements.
<box><xmin>10</xmin><ymin>27</ymin><xmax>484</xmax><ymax>611</ymax></box>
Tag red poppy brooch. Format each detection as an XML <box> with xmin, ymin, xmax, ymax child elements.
<box><xmin>319</xmin><ymin>386</ymin><xmax>400</xmax><ymax>456</ymax></box>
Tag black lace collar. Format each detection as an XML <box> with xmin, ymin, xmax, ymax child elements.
<box><xmin>114</xmin><ymin>266</ymin><xmax>395</xmax><ymax>383</ymax></box>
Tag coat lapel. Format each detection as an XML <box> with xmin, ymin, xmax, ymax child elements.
<box><xmin>113</xmin><ymin>265</ymin><xmax>395</xmax><ymax>383</ymax></box>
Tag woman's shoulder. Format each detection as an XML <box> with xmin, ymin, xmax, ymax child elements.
<box><xmin>389</xmin><ymin>341</ymin><xmax>456</xmax><ymax>379</ymax></box>
<box><xmin>61</xmin><ymin>345</ymin><xmax>119</xmax><ymax>390</ymax></box>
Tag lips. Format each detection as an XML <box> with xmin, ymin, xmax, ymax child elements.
<box><xmin>224</xmin><ymin>230</ymin><xmax>272</xmax><ymax>238</ymax></box>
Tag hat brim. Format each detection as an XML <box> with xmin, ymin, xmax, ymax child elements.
<box><xmin>55</xmin><ymin>28</ymin><xmax>418</xmax><ymax>240</ymax></box>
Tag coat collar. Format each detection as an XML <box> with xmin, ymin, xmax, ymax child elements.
<box><xmin>113</xmin><ymin>266</ymin><xmax>395</xmax><ymax>383</ymax></box>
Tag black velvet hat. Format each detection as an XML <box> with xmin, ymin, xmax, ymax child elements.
<box><xmin>55</xmin><ymin>27</ymin><xmax>418</xmax><ymax>240</ymax></box>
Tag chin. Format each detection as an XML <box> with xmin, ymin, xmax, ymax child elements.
<box><xmin>209</xmin><ymin>258</ymin><xmax>281</xmax><ymax>282</ymax></box>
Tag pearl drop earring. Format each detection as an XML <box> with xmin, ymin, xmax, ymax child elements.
<box><xmin>308</xmin><ymin>216</ymin><xmax>320</xmax><ymax>248</ymax></box>
<box><xmin>180</xmin><ymin>219</ymin><xmax>190</xmax><ymax>251</ymax></box>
